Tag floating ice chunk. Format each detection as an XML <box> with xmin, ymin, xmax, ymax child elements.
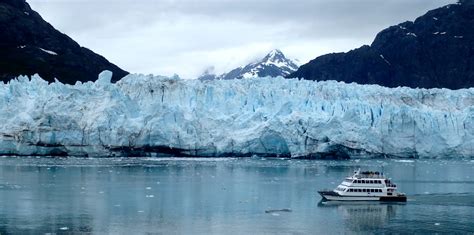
<box><xmin>59</xmin><ymin>227</ymin><xmax>69</xmax><ymax>230</ymax></box>
<box><xmin>406</xmin><ymin>33</ymin><xmax>417</xmax><ymax>37</ymax></box>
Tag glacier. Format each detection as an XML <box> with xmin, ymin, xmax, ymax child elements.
<box><xmin>0</xmin><ymin>71</ymin><xmax>473</xmax><ymax>158</ymax></box>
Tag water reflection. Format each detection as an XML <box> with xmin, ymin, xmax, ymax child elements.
<box><xmin>0</xmin><ymin>157</ymin><xmax>473</xmax><ymax>234</ymax></box>
<box><xmin>318</xmin><ymin>200</ymin><xmax>403</xmax><ymax>232</ymax></box>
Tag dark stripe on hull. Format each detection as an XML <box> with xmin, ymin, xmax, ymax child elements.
<box><xmin>380</xmin><ymin>196</ymin><xmax>407</xmax><ymax>202</ymax></box>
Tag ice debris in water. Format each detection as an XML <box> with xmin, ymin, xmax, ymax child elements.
<box><xmin>0</xmin><ymin>72</ymin><xmax>473</xmax><ymax>158</ymax></box>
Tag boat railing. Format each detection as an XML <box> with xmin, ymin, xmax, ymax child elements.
<box><xmin>354</xmin><ymin>174</ymin><xmax>385</xmax><ymax>179</ymax></box>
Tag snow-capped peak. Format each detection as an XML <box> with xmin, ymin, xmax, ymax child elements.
<box><xmin>199</xmin><ymin>49</ymin><xmax>300</xmax><ymax>80</ymax></box>
<box><xmin>260</xmin><ymin>49</ymin><xmax>299</xmax><ymax>71</ymax></box>
<box><xmin>263</xmin><ymin>49</ymin><xmax>286</xmax><ymax>63</ymax></box>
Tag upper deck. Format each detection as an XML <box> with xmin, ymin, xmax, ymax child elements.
<box><xmin>352</xmin><ymin>171</ymin><xmax>385</xmax><ymax>179</ymax></box>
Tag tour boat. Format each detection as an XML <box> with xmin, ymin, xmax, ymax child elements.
<box><xmin>318</xmin><ymin>169</ymin><xmax>407</xmax><ymax>202</ymax></box>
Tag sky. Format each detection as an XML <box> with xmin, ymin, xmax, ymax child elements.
<box><xmin>28</xmin><ymin>0</ymin><xmax>456</xmax><ymax>79</ymax></box>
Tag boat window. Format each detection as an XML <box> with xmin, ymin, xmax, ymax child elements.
<box><xmin>363</xmin><ymin>189</ymin><xmax>367</xmax><ymax>192</ymax></box>
<box><xmin>361</xmin><ymin>180</ymin><xmax>365</xmax><ymax>184</ymax></box>
<box><xmin>371</xmin><ymin>180</ymin><xmax>374</xmax><ymax>184</ymax></box>
<box><xmin>349</xmin><ymin>189</ymin><xmax>353</xmax><ymax>192</ymax></box>
<box><xmin>379</xmin><ymin>189</ymin><xmax>382</xmax><ymax>192</ymax></box>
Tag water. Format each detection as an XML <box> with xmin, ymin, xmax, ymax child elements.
<box><xmin>1</xmin><ymin>156</ymin><xmax>474</xmax><ymax>234</ymax></box>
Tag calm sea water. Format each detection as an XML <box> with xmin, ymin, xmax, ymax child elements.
<box><xmin>1</xmin><ymin>156</ymin><xmax>473</xmax><ymax>234</ymax></box>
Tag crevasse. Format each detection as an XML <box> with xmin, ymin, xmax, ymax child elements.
<box><xmin>0</xmin><ymin>71</ymin><xmax>473</xmax><ymax>158</ymax></box>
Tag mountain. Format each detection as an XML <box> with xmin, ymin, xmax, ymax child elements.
<box><xmin>0</xmin><ymin>0</ymin><xmax>128</xmax><ymax>84</ymax></box>
<box><xmin>288</xmin><ymin>1</ymin><xmax>474</xmax><ymax>89</ymax></box>
<box><xmin>2</xmin><ymin>73</ymin><xmax>472</xmax><ymax>158</ymax></box>
<box><xmin>199</xmin><ymin>49</ymin><xmax>299</xmax><ymax>80</ymax></box>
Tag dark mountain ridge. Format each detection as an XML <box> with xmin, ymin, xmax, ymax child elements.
<box><xmin>289</xmin><ymin>1</ymin><xmax>474</xmax><ymax>89</ymax></box>
<box><xmin>0</xmin><ymin>0</ymin><xmax>128</xmax><ymax>84</ymax></box>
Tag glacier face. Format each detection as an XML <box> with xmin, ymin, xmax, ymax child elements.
<box><xmin>0</xmin><ymin>71</ymin><xmax>473</xmax><ymax>158</ymax></box>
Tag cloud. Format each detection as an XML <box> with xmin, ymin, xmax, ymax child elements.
<box><xmin>28</xmin><ymin>0</ymin><xmax>456</xmax><ymax>78</ymax></box>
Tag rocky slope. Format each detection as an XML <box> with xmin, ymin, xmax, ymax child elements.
<box><xmin>289</xmin><ymin>1</ymin><xmax>474</xmax><ymax>89</ymax></box>
<box><xmin>0</xmin><ymin>0</ymin><xmax>128</xmax><ymax>84</ymax></box>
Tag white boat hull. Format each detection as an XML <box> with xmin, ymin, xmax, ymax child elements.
<box><xmin>318</xmin><ymin>190</ymin><xmax>407</xmax><ymax>202</ymax></box>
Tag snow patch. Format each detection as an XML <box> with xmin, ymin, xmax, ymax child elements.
<box><xmin>380</xmin><ymin>55</ymin><xmax>391</xmax><ymax>65</ymax></box>
<box><xmin>39</xmin><ymin>48</ymin><xmax>58</xmax><ymax>55</ymax></box>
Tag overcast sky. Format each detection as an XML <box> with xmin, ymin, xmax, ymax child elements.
<box><xmin>28</xmin><ymin>0</ymin><xmax>455</xmax><ymax>79</ymax></box>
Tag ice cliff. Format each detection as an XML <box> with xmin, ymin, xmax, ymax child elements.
<box><xmin>0</xmin><ymin>71</ymin><xmax>473</xmax><ymax>158</ymax></box>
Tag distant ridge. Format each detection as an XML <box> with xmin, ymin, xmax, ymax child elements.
<box><xmin>199</xmin><ymin>49</ymin><xmax>299</xmax><ymax>80</ymax></box>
